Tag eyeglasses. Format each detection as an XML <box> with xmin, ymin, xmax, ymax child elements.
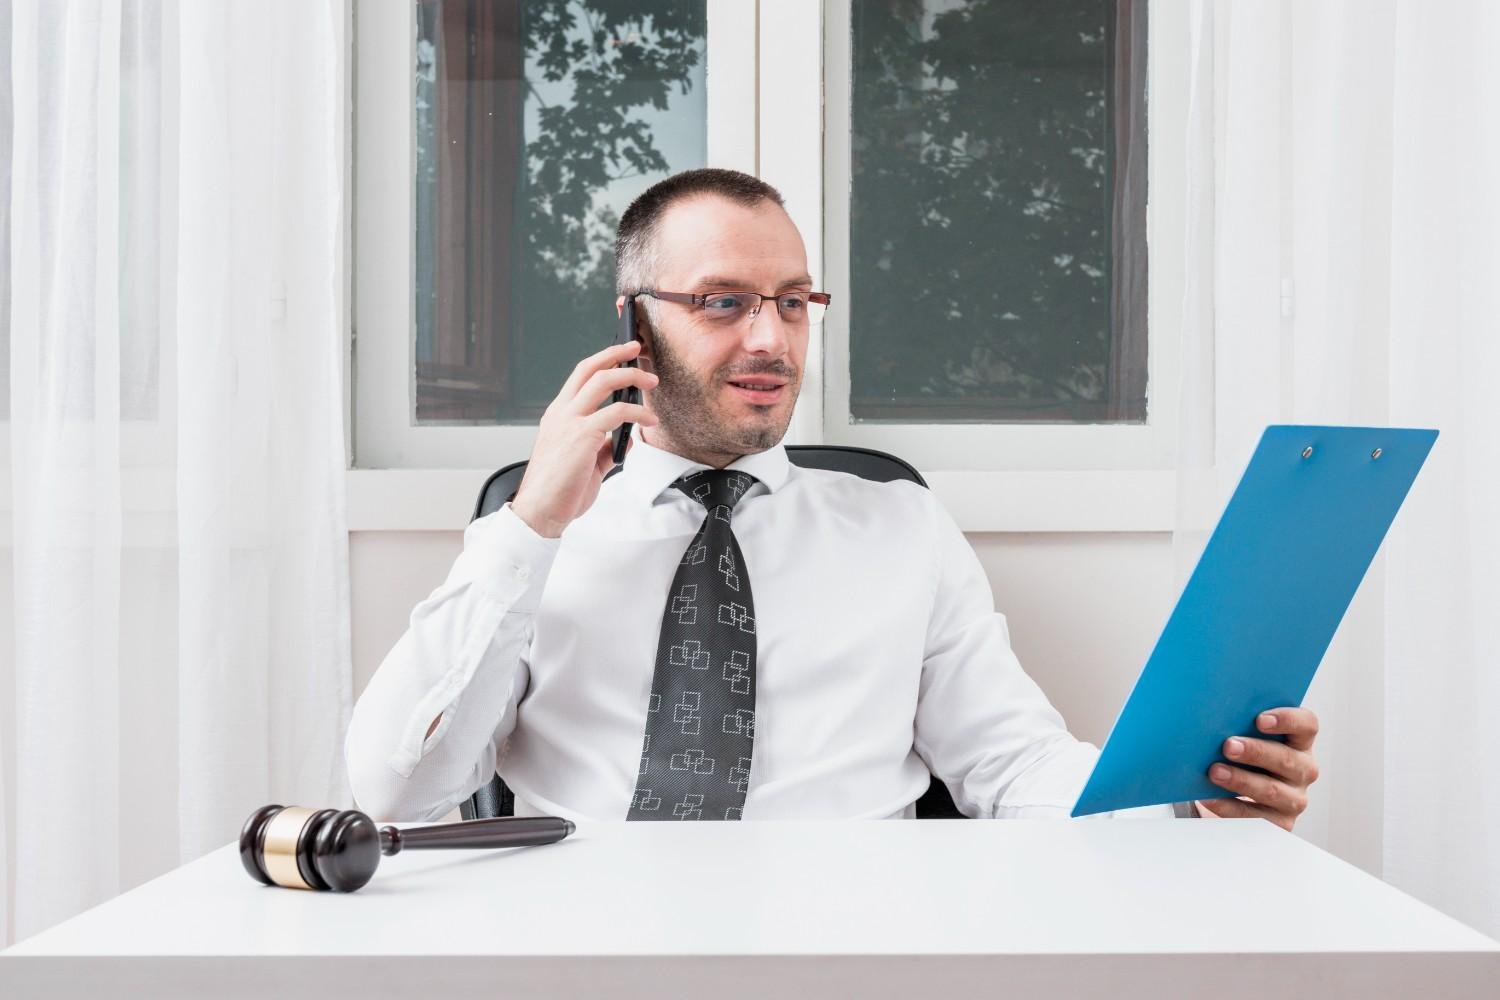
<box><xmin>641</xmin><ymin>288</ymin><xmax>831</xmax><ymax>327</ymax></box>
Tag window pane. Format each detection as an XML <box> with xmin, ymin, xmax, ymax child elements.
<box><xmin>849</xmin><ymin>0</ymin><xmax>1147</xmax><ymax>423</ymax></box>
<box><xmin>413</xmin><ymin>0</ymin><xmax>706</xmax><ymax>424</ymax></box>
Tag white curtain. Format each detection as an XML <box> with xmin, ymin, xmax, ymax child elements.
<box><xmin>2</xmin><ymin>0</ymin><xmax>352</xmax><ymax>946</ymax></box>
<box><xmin>1178</xmin><ymin>0</ymin><xmax>1500</xmax><ymax>938</ymax></box>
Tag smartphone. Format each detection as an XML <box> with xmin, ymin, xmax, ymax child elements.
<box><xmin>610</xmin><ymin>294</ymin><xmax>641</xmax><ymax>466</ymax></box>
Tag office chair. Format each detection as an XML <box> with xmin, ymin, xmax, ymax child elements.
<box><xmin>459</xmin><ymin>444</ymin><xmax>968</xmax><ymax>821</ymax></box>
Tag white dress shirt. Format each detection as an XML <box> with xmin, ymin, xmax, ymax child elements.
<box><xmin>345</xmin><ymin>435</ymin><xmax>1173</xmax><ymax>823</ymax></box>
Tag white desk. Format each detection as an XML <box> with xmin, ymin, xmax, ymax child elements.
<box><xmin>2</xmin><ymin>818</ymin><xmax>1495</xmax><ymax>998</ymax></box>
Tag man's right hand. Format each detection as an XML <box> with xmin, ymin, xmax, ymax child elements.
<box><xmin>509</xmin><ymin>340</ymin><xmax>659</xmax><ymax>538</ymax></box>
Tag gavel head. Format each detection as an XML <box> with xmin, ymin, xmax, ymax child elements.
<box><xmin>240</xmin><ymin>804</ymin><xmax>382</xmax><ymax>892</ymax></box>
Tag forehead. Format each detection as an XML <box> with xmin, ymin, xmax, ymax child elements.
<box><xmin>653</xmin><ymin>194</ymin><xmax>810</xmax><ymax>288</ymax></box>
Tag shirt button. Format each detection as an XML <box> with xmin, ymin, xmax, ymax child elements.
<box><xmin>515</xmin><ymin>565</ymin><xmax>530</xmax><ymax>581</ymax></box>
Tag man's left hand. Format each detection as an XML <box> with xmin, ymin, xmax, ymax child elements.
<box><xmin>1196</xmin><ymin>707</ymin><xmax>1320</xmax><ymax>830</ymax></box>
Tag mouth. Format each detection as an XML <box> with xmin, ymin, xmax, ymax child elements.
<box><xmin>725</xmin><ymin>379</ymin><xmax>788</xmax><ymax>405</ymax></box>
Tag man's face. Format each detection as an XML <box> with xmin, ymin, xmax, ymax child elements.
<box><xmin>627</xmin><ymin>194</ymin><xmax>811</xmax><ymax>467</ymax></box>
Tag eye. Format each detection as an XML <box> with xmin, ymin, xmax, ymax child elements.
<box><xmin>776</xmin><ymin>293</ymin><xmax>807</xmax><ymax>312</ymax></box>
<box><xmin>702</xmin><ymin>293</ymin><xmax>747</xmax><ymax>313</ymax></box>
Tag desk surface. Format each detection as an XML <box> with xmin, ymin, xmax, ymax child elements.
<box><xmin>4</xmin><ymin>818</ymin><xmax>1496</xmax><ymax>999</ymax></box>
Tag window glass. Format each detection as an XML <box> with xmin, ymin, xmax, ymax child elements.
<box><xmin>849</xmin><ymin>0</ymin><xmax>1147</xmax><ymax>423</ymax></box>
<box><xmin>413</xmin><ymin>0</ymin><xmax>706</xmax><ymax>423</ymax></box>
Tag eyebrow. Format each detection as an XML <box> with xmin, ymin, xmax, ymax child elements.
<box><xmin>689</xmin><ymin>274</ymin><xmax>815</xmax><ymax>291</ymax></box>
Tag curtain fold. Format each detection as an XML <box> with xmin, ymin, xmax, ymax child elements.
<box><xmin>1178</xmin><ymin>0</ymin><xmax>1500</xmax><ymax>938</ymax></box>
<box><xmin>174</xmin><ymin>0</ymin><xmax>352</xmax><ymax>865</ymax></box>
<box><xmin>7</xmin><ymin>0</ymin><xmax>126</xmax><ymax>944</ymax></box>
<box><xmin>1382</xmin><ymin>0</ymin><xmax>1500</xmax><ymax>940</ymax></box>
<box><xmin>3</xmin><ymin>0</ymin><xmax>352</xmax><ymax>946</ymax></box>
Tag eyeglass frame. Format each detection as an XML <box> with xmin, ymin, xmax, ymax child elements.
<box><xmin>638</xmin><ymin>288</ymin><xmax>832</xmax><ymax>325</ymax></box>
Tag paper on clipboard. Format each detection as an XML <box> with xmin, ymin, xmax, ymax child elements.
<box><xmin>1071</xmin><ymin>425</ymin><xmax>1438</xmax><ymax>817</ymax></box>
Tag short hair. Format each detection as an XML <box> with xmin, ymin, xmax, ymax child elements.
<box><xmin>614</xmin><ymin>168</ymin><xmax>785</xmax><ymax>296</ymax></box>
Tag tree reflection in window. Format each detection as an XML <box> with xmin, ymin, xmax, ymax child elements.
<box><xmin>851</xmin><ymin>0</ymin><xmax>1147</xmax><ymax>423</ymax></box>
<box><xmin>414</xmin><ymin>0</ymin><xmax>704</xmax><ymax>423</ymax></box>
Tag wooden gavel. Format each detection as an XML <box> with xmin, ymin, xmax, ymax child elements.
<box><xmin>239</xmin><ymin>804</ymin><xmax>575</xmax><ymax>892</ymax></box>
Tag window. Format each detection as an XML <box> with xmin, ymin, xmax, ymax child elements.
<box><xmin>847</xmin><ymin>0</ymin><xmax>1146</xmax><ymax>425</ymax></box>
<box><xmin>818</xmin><ymin>0</ymin><xmax>1175</xmax><ymax>472</ymax></box>
<box><xmin>353</xmin><ymin>0</ymin><xmax>1179</xmax><ymax>489</ymax></box>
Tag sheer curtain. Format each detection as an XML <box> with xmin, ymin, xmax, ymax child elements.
<box><xmin>1177</xmin><ymin>0</ymin><xmax>1500</xmax><ymax>938</ymax></box>
<box><xmin>2</xmin><ymin>0</ymin><xmax>352</xmax><ymax>946</ymax></box>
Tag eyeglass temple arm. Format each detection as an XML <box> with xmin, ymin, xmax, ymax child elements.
<box><xmin>644</xmin><ymin>289</ymin><xmax>831</xmax><ymax>305</ymax></box>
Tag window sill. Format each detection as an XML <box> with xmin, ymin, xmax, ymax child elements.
<box><xmin>344</xmin><ymin>468</ymin><xmax>1176</xmax><ymax>533</ymax></box>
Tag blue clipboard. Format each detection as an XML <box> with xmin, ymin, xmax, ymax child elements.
<box><xmin>1071</xmin><ymin>425</ymin><xmax>1437</xmax><ymax>817</ymax></box>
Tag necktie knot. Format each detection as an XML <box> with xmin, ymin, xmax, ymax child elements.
<box><xmin>672</xmin><ymin>469</ymin><xmax>759</xmax><ymax>515</ymax></box>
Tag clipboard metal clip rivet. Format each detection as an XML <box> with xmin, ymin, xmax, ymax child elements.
<box><xmin>1301</xmin><ymin>446</ymin><xmax>1314</xmax><ymax>459</ymax></box>
<box><xmin>1371</xmin><ymin>447</ymin><xmax>1383</xmax><ymax>459</ymax></box>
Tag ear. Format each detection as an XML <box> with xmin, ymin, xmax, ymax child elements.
<box><xmin>615</xmin><ymin>295</ymin><xmax>626</xmax><ymax>318</ymax></box>
<box><xmin>635</xmin><ymin>316</ymin><xmax>655</xmax><ymax>372</ymax></box>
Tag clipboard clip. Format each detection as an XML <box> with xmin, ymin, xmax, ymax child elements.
<box><xmin>1303</xmin><ymin>444</ymin><xmax>1385</xmax><ymax>459</ymax></box>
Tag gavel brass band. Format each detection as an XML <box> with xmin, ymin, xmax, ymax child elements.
<box><xmin>241</xmin><ymin>804</ymin><xmax>576</xmax><ymax>893</ymax></box>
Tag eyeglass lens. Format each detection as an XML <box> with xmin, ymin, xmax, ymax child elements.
<box><xmin>702</xmin><ymin>292</ymin><xmax>826</xmax><ymax>325</ymax></box>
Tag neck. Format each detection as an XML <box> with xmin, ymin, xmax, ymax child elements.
<box><xmin>640</xmin><ymin>426</ymin><xmax>744</xmax><ymax>470</ymax></box>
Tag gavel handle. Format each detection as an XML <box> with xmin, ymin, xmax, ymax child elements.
<box><xmin>378</xmin><ymin>815</ymin><xmax>575</xmax><ymax>855</ymax></box>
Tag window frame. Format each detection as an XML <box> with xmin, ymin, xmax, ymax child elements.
<box><xmin>345</xmin><ymin>0</ymin><xmax>1189</xmax><ymax>533</ymax></box>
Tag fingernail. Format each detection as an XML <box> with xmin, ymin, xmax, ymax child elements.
<box><xmin>1260</xmin><ymin>713</ymin><xmax>1278</xmax><ymax>729</ymax></box>
<box><xmin>1211</xmin><ymin>764</ymin><xmax>1231</xmax><ymax>782</ymax></box>
<box><xmin>1226</xmin><ymin>738</ymin><xmax>1244</xmax><ymax>758</ymax></box>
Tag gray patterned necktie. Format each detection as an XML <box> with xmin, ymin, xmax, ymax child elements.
<box><xmin>628</xmin><ymin>468</ymin><xmax>759</xmax><ymax>821</ymax></box>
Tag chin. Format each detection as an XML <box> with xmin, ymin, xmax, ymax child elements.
<box><xmin>742</xmin><ymin>422</ymin><xmax>791</xmax><ymax>451</ymax></box>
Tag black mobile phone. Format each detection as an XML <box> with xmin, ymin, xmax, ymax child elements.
<box><xmin>610</xmin><ymin>294</ymin><xmax>641</xmax><ymax>466</ymax></box>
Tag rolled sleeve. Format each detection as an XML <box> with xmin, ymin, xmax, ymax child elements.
<box><xmin>345</xmin><ymin>502</ymin><xmax>560</xmax><ymax>819</ymax></box>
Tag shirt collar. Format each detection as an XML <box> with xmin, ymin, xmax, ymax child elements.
<box><xmin>610</xmin><ymin>425</ymin><xmax>792</xmax><ymax>508</ymax></box>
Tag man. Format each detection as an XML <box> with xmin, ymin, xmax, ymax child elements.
<box><xmin>345</xmin><ymin>168</ymin><xmax>1319</xmax><ymax>826</ymax></box>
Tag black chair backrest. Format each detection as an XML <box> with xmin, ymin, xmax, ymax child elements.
<box><xmin>473</xmin><ymin>445</ymin><xmax>928</xmax><ymax>521</ymax></box>
<box><xmin>460</xmin><ymin>445</ymin><xmax>967</xmax><ymax>820</ymax></box>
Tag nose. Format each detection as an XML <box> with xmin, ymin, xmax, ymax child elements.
<box><xmin>741</xmin><ymin>300</ymin><xmax>792</xmax><ymax>357</ymax></box>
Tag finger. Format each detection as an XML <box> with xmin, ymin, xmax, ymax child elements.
<box><xmin>1208</xmin><ymin>763</ymin><xmax>1308</xmax><ymax>818</ymax></box>
<box><xmin>559</xmin><ymin>340</ymin><xmax>643</xmax><ymax>401</ymax></box>
<box><xmin>1256</xmin><ymin>707</ymin><xmax>1319</xmax><ymax>751</ymax></box>
<box><xmin>1195</xmin><ymin>796</ymin><xmax>1290</xmax><ymax>830</ymax></box>
<box><xmin>587</xmin><ymin>401</ymin><xmax>657</xmax><ymax>434</ymax></box>
<box><xmin>1222</xmin><ymin>735</ymin><xmax>1319</xmax><ymax>787</ymax></box>
<box><xmin>573</xmin><ymin>365</ymin><xmax>658</xmax><ymax>414</ymax></box>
